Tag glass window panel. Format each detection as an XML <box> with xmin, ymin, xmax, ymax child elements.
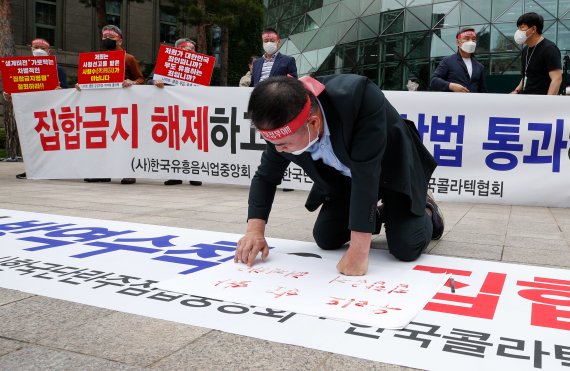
<box><xmin>461</xmin><ymin>2</ymin><xmax>488</xmax><ymax>25</ymax></box>
<box><xmin>462</xmin><ymin>0</ymin><xmax>491</xmax><ymax>20</ymax></box>
<box><xmin>405</xmin><ymin>32</ymin><xmax>431</xmax><ymax>59</ymax></box>
<box><xmin>495</xmin><ymin>0</ymin><xmax>523</xmax><ymax>22</ymax></box>
<box><xmin>160</xmin><ymin>24</ymin><xmax>178</xmax><ymax>44</ymax></box>
<box><xmin>106</xmin><ymin>14</ymin><xmax>120</xmax><ymax>26</ymax></box>
<box><xmin>407</xmin><ymin>5</ymin><xmax>432</xmax><ymax>29</ymax></box>
<box><xmin>317</xmin><ymin>45</ymin><xmax>335</xmax><ymax>66</ymax></box>
<box><xmin>341</xmin><ymin>0</ymin><xmax>360</xmax><ymax>18</ymax></box>
<box><xmin>491</xmin><ymin>23</ymin><xmax>520</xmax><ymax>53</ymax></box>
<box><xmin>382</xmin><ymin>10</ymin><xmax>404</xmax><ymax>34</ymax></box>
<box><xmin>379</xmin><ymin>62</ymin><xmax>404</xmax><ymax>90</ymax></box>
<box><xmin>293</xmin><ymin>16</ymin><xmax>307</xmax><ymax>34</ymax></box>
<box><xmin>105</xmin><ymin>0</ymin><xmax>121</xmax><ymax>15</ymax></box>
<box><xmin>307</xmin><ymin>8</ymin><xmax>323</xmax><ymax>26</ymax></box>
<box><xmin>341</xmin><ymin>43</ymin><xmax>358</xmax><ymax>68</ymax></box>
<box><xmin>359</xmin><ymin>38</ymin><xmax>381</xmax><ymax>65</ymax></box>
<box><xmin>361</xmin><ymin>13</ymin><xmax>380</xmax><ymax>34</ymax></box>
<box><xmin>359</xmin><ymin>65</ymin><xmax>379</xmax><ymax>84</ymax></box>
<box><xmin>36</xmin><ymin>27</ymin><xmax>55</xmax><ymax>46</ymax></box>
<box><xmin>382</xmin><ymin>35</ymin><xmax>405</xmax><ymax>62</ymax></box>
<box><xmin>558</xmin><ymin>21</ymin><xmax>570</xmax><ymax>50</ymax></box>
<box><xmin>561</xmin><ymin>0</ymin><xmax>570</xmax><ymax>18</ymax></box>
<box><xmin>382</xmin><ymin>0</ymin><xmax>405</xmax><ymax>12</ymax></box>
<box><xmin>305</xmin><ymin>26</ymin><xmax>336</xmax><ymax>51</ymax></box>
<box><xmin>525</xmin><ymin>0</ymin><xmax>557</xmax><ymax>19</ymax></box>
<box><xmin>432</xmin><ymin>1</ymin><xmax>460</xmax><ymax>28</ymax></box>
<box><xmin>322</xmin><ymin>5</ymin><xmax>340</xmax><ymax>26</ymax></box>
<box><xmin>35</xmin><ymin>2</ymin><xmax>56</xmax><ymax>26</ymax></box>
<box><xmin>542</xmin><ymin>20</ymin><xmax>557</xmax><ymax>43</ymax></box>
<box><xmin>492</xmin><ymin>0</ymin><xmax>517</xmax><ymax>22</ymax></box>
<box><xmin>490</xmin><ymin>53</ymin><xmax>522</xmax><ymax>75</ymax></box>
<box><xmin>404</xmin><ymin>59</ymin><xmax>430</xmax><ymax>90</ymax></box>
<box><xmin>362</xmin><ymin>0</ymin><xmax>382</xmax><ymax>16</ymax></box>
<box><xmin>339</xmin><ymin>22</ymin><xmax>358</xmax><ymax>44</ymax></box>
<box><xmin>318</xmin><ymin>49</ymin><xmax>339</xmax><ymax>71</ymax></box>
<box><xmin>358</xmin><ymin>19</ymin><xmax>377</xmax><ymax>39</ymax></box>
<box><xmin>430</xmin><ymin>29</ymin><xmax>457</xmax><ymax>57</ymax></box>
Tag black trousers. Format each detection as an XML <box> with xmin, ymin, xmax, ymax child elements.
<box><xmin>312</xmin><ymin>191</ymin><xmax>432</xmax><ymax>262</ymax></box>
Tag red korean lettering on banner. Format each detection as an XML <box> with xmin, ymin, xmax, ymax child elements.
<box><xmin>517</xmin><ymin>277</ymin><xmax>570</xmax><ymax>330</ymax></box>
<box><xmin>413</xmin><ymin>265</ymin><xmax>507</xmax><ymax>319</ymax></box>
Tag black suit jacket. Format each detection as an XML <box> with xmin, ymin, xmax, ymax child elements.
<box><xmin>250</xmin><ymin>52</ymin><xmax>297</xmax><ymax>86</ymax></box>
<box><xmin>430</xmin><ymin>53</ymin><xmax>487</xmax><ymax>93</ymax></box>
<box><xmin>248</xmin><ymin>74</ymin><xmax>437</xmax><ymax>233</ymax></box>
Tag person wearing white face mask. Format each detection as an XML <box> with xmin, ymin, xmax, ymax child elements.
<box><xmin>250</xmin><ymin>27</ymin><xmax>297</xmax><ymax>87</ymax></box>
<box><xmin>2</xmin><ymin>38</ymin><xmax>68</xmax><ymax>180</ymax></box>
<box><xmin>511</xmin><ymin>12</ymin><xmax>562</xmax><ymax>95</ymax></box>
<box><xmin>430</xmin><ymin>28</ymin><xmax>487</xmax><ymax>93</ymax></box>
<box><xmin>235</xmin><ymin>75</ymin><xmax>445</xmax><ymax>277</ymax></box>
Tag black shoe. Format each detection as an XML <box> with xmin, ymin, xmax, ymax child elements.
<box><xmin>16</xmin><ymin>172</ymin><xmax>26</xmax><ymax>179</ymax></box>
<box><xmin>282</xmin><ymin>188</ymin><xmax>294</xmax><ymax>192</ymax></box>
<box><xmin>164</xmin><ymin>179</ymin><xmax>183</xmax><ymax>186</ymax></box>
<box><xmin>121</xmin><ymin>178</ymin><xmax>136</xmax><ymax>184</ymax></box>
<box><xmin>426</xmin><ymin>191</ymin><xmax>445</xmax><ymax>240</ymax></box>
<box><xmin>374</xmin><ymin>203</ymin><xmax>385</xmax><ymax>234</ymax></box>
<box><xmin>189</xmin><ymin>181</ymin><xmax>202</xmax><ymax>186</ymax></box>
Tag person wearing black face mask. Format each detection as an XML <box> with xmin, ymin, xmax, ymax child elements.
<box><xmin>83</xmin><ymin>25</ymin><xmax>145</xmax><ymax>185</ymax></box>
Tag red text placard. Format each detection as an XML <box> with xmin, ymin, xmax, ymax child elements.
<box><xmin>77</xmin><ymin>50</ymin><xmax>125</xmax><ymax>90</ymax></box>
<box><xmin>0</xmin><ymin>56</ymin><xmax>59</xmax><ymax>93</ymax></box>
<box><xmin>153</xmin><ymin>44</ymin><xmax>216</xmax><ymax>87</ymax></box>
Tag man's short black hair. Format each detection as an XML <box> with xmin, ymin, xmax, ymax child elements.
<box><xmin>262</xmin><ymin>27</ymin><xmax>279</xmax><ymax>36</ymax></box>
<box><xmin>248</xmin><ymin>76</ymin><xmax>316</xmax><ymax>131</ymax></box>
<box><xmin>517</xmin><ymin>12</ymin><xmax>544</xmax><ymax>34</ymax></box>
<box><xmin>456</xmin><ymin>27</ymin><xmax>475</xmax><ymax>38</ymax></box>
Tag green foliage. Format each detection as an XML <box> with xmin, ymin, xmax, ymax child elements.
<box><xmin>0</xmin><ymin>125</ymin><xmax>5</xmax><ymax>150</ymax></box>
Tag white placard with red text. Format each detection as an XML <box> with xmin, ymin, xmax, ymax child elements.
<box><xmin>152</xmin><ymin>44</ymin><xmax>215</xmax><ymax>87</ymax></box>
<box><xmin>11</xmin><ymin>87</ymin><xmax>570</xmax><ymax>207</ymax></box>
<box><xmin>158</xmin><ymin>253</ymin><xmax>450</xmax><ymax>329</ymax></box>
<box><xmin>0</xmin><ymin>209</ymin><xmax>568</xmax><ymax>371</ymax></box>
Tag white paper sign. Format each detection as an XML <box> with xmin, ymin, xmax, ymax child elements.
<box><xmin>158</xmin><ymin>252</ymin><xmax>450</xmax><ymax>329</ymax></box>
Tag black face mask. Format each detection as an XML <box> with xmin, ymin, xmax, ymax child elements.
<box><xmin>102</xmin><ymin>39</ymin><xmax>117</xmax><ymax>50</ymax></box>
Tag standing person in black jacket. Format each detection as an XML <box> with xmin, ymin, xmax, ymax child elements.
<box><xmin>430</xmin><ymin>28</ymin><xmax>487</xmax><ymax>93</ymax></box>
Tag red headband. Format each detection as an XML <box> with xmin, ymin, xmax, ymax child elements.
<box><xmin>31</xmin><ymin>39</ymin><xmax>50</xmax><ymax>48</ymax></box>
<box><xmin>177</xmin><ymin>42</ymin><xmax>194</xmax><ymax>50</ymax></box>
<box><xmin>457</xmin><ymin>30</ymin><xmax>476</xmax><ymax>40</ymax></box>
<box><xmin>259</xmin><ymin>96</ymin><xmax>311</xmax><ymax>140</ymax></box>
<box><xmin>102</xmin><ymin>30</ymin><xmax>121</xmax><ymax>39</ymax></box>
<box><xmin>257</xmin><ymin>76</ymin><xmax>325</xmax><ymax>140</ymax></box>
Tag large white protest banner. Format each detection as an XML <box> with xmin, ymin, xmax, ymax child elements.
<box><xmin>12</xmin><ymin>87</ymin><xmax>570</xmax><ymax>207</ymax></box>
<box><xmin>0</xmin><ymin>210</ymin><xmax>569</xmax><ymax>370</ymax></box>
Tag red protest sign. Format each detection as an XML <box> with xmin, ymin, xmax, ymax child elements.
<box><xmin>152</xmin><ymin>44</ymin><xmax>216</xmax><ymax>87</ymax></box>
<box><xmin>0</xmin><ymin>56</ymin><xmax>59</xmax><ymax>93</ymax></box>
<box><xmin>77</xmin><ymin>50</ymin><xmax>125</xmax><ymax>89</ymax></box>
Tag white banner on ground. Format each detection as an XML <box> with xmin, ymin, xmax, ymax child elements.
<box><xmin>0</xmin><ymin>210</ymin><xmax>569</xmax><ymax>370</ymax></box>
<box><xmin>158</xmin><ymin>253</ymin><xmax>450</xmax><ymax>329</ymax></box>
<box><xmin>12</xmin><ymin>87</ymin><xmax>570</xmax><ymax>207</ymax></box>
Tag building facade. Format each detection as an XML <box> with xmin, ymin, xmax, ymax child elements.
<box><xmin>10</xmin><ymin>0</ymin><xmax>196</xmax><ymax>84</ymax></box>
<box><xmin>265</xmin><ymin>0</ymin><xmax>570</xmax><ymax>92</ymax></box>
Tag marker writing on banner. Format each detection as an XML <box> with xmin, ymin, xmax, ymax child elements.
<box><xmin>450</xmin><ymin>277</ymin><xmax>455</xmax><ymax>293</ymax></box>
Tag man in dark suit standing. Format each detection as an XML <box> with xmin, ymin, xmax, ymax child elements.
<box><xmin>430</xmin><ymin>28</ymin><xmax>487</xmax><ymax>93</ymax></box>
<box><xmin>234</xmin><ymin>75</ymin><xmax>445</xmax><ymax>276</ymax></box>
<box><xmin>250</xmin><ymin>28</ymin><xmax>297</xmax><ymax>87</ymax></box>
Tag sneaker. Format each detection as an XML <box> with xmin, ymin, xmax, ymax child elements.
<box><xmin>16</xmin><ymin>172</ymin><xmax>26</xmax><ymax>179</ymax></box>
<box><xmin>374</xmin><ymin>203</ymin><xmax>385</xmax><ymax>235</ymax></box>
<box><xmin>283</xmin><ymin>188</ymin><xmax>294</xmax><ymax>192</ymax></box>
<box><xmin>189</xmin><ymin>181</ymin><xmax>202</xmax><ymax>186</ymax></box>
<box><xmin>84</xmin><ymin>178</ymin><xmax>110</xmax><ymax>182</ymax></box>
<box><xmin>164</xmin><ymin>179</ymin><xmax>183</xmax><ymax>186</ymax></box>
<box><xmin>426</xmin><ymin>191</ymin><xmax>445</xmax><ymax>240</ymax></box>
<box><xmin>121</xmin><ymin>178</ymin><xmax>136</xmax><ymax>184</ymax></box>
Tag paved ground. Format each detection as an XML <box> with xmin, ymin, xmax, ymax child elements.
<box><xmin>1</xmin><ymin>160</ymin><xmax>569</xmax><ymax>370</ymax></box>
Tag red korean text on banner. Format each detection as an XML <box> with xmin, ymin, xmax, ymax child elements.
<box><xmin>0</xmin><ymin>56</ymin><xmax>59</xmax><ymax>93</ymax></box>
<box><xmin>77</xmin><ymin>50</ymin><xmax>125</xmax><ymax>90</ymax></box>
<box><xmin>152</xmin><ymin>44</ymin><xmax>216</xmax><ymax>87</ymax></box>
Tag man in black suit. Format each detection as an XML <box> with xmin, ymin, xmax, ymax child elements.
<box><xmin>234</xmin><ymin>75</ymin><xmax>444</xmax><ymax>276</ymax></box>
<box><xmin>430</xmin><ymin>28</ymin><xmax>487</xmax><ymax>93</ymax></box>
<box><xmin>250</xmin><ymin>28</ymin><xmax>297</xmax><ymax>87</ymax></box>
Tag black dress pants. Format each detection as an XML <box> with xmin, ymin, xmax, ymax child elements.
<box><xmin>312</xmin><ymin>191</ymin><xmax>432</xmax><ymax>262</ymax></box>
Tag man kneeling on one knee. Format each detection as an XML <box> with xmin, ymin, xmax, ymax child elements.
<box><xmin>234</xmin><ymin>75</ymin><xmax>444</xmax><ymax>276</ymax></box>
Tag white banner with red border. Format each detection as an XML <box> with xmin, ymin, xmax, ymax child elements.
<box><xmin>11</xmin><ymin>87</ymin><xmax>570</xmax><ymax>207</ymax></box>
